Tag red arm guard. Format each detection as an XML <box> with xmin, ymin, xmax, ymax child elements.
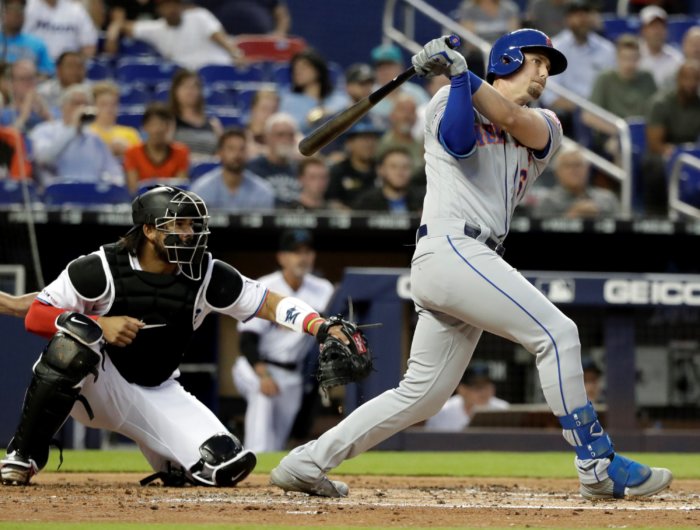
<box><xmin>25</xmin><ymin>299</ymin><xmax>99</xmax><ymax>338</ymax></box>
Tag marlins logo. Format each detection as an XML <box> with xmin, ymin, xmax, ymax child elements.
<box><xmin>285</xmin><ymin>307</ymin><xmax>301</xmax><ymax>324</ymax></box>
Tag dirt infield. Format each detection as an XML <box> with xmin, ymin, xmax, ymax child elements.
<box><xmin>1</xmin><ymin>473</ymin><xmax>698</xmax><ymax>527</ymax></box>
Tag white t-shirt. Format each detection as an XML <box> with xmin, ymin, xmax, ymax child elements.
<box><xmin>37</xmin><ymin>248</ymin><xmax>268</xmax><ymax>331</ymax></box>
<box><xmin>639</xmin><ymin>41</ymin><xmax>684</xmax><ymax>90</ymax></box>
<box><xmin>132</xmin><ymin>8</ymin><xmax>232</xmax><ymax>70</ymax></box>
<box><xmin>23</xmin><ymin>0</ymin><xmax>98</xmax><ymax>59</ymax></box>
<box><xmin>424</xmin><ymin>395</ymin><xmax>510</xmax><ymax>431</ymax></box>
<box><xmin>237</xmin><ymin>271</ymin><xmax>334</xmax><ymax>366</ymax></box>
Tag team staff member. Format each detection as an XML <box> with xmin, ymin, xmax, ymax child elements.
<box><xmin>0</xmin><ymin>185</ymin><xmax>345</xmax><ymax>487</ymax></box>
<box><xmin>271</xmin><ymin>30</ymin><xmax>672</xmax><ymax>500</ymax></box>
<box><xmin>233</xmin><ymin>229</ymin><xmax>334</xmax><ymax>452</ymax></box>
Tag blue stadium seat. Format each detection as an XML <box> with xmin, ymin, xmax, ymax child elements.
<box><xmin>271</xmin><ymin>63</ymin><xmax>291</xmax><ymax>88</ymax></box>
<box><xmin>235</xmin><ymin>88</ymin><xmax>257</xmax><ymax>112</ymax></box>
<box><xmin>667</xmin><ymin>16</ymin><xmax>697</xmax><ymax>46</ymax></box>
<box><xmin>601</xmin><ymin>16</ymin><xmax>640</xmax><ymax>42</ymax></box>
<box><xmin>189</xmin><ymin>161</ymin><xmax>219</xmax><ymax>181</ymax></box>
<box><xmin>211</xmin><ymin>108</ymin><xmax>243</xmax><ymax>128</ymax></box>
<box><xmin>120</xmin><ymin>38</ymin><xmax>160</xmax><ymax>57</ymax></box>
<box><xmin>43</xmin><ymin>183</ymin><xmax>132</xmax><ymax>206</ymax></box>
<box><xmin>116</xmin><ymin>60</ymin><xmax>178</xmax><ymax>87</ymax></box>
<box><xmin>152</xmin><ymin>83</ymin><xmax>171</xmax><ymax>102</ymax></box>
<box><xmin>116</xmin><ymin>108</ymin><xmax>145</xmax><ymax>128</ymax></box>
<box><xmin>198</xmin><ymin>64</ymin><xmax>266</xmax><ymax>86</ymax></box>
<box><xmin>205</xmin><ymin>88</ymin><xmax>235</xmax><ymax>107</ymax></box>
<box><xmin>136</xmin><ymin>177</ymin><xmax>190</xmax><ymax>196</ymax></box>
<box><xmin>86</xmin><ymin>60</ymin><xmax>111</xmax><ymax>81</ymax></box>
<box><xmin>119</xmin><ymin>84</ymin><xmax>151</xmax><ymax>106</ymax></box>
<box><xmin>0</xmin><ymin>180</ymin><xmax>39</xmax><ymax>205</ymax></box>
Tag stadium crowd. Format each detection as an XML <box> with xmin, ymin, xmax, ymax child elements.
<box><xmin>0</xmin><ymin>0</ymin><xmax>698</xmax><ymax>217</ymax></box>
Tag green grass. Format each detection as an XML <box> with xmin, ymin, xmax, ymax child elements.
<box><xmin>44</xmin><ymin>450</ymin><xmax>700</xmax><ymax>479</ymax></box>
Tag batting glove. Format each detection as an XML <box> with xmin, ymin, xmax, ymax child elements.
<box><xmin>411</xmin><ymin>36</ymin><xmax>468</xmax><ymax>78</ymax></box>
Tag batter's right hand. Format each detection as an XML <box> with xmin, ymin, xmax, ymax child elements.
<box><xmin>97</xmin><ymin>316</ymin><xmax>144</xmax><ymax>347</ymax></box>
<box><xmin>411</xmin><ymin>36</ymin><xmax>467</xmax><ymax>78</ymax></box>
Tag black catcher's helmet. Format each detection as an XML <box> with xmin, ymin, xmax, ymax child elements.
<box><xmin>128</xmin><ymin>185</ymin><xmax>210</xmax><ymax>280</ymax></box>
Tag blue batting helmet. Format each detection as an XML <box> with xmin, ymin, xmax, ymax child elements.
<box><xmin>486</xmin><ymin>29</ymin><xmax>567</xmax><ymax>84</ymax></box>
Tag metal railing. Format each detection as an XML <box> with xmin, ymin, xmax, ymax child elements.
<box><xmin>383</xmin><ymin>0</ymin><xmax>634</xmax><ymax>217</ymax></box>
<box><xmin>668</xmin><ymin>153</ymin><xmax>700</xmax><ymax>220</ymax></box>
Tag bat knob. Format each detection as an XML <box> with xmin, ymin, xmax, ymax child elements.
<box><xmin>445</xmin><ymin>34</ymin><xmax>461</xmax><ymax>49</ymax></box>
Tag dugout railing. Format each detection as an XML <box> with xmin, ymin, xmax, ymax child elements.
<box><xmin>382</xmin><ymin>0</ymin><xmax>634</xmax><ymax>217</ymax></box>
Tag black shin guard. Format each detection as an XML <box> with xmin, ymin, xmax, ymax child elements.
<box><xmin>8</xmin><ymin>313</ymin><xmax>102</xmax><ymax>470</ymax></box>
<box><xmin>190</xmin><ymin>433</ymin><xmax>257</xmax><ymax>487</ymax></box>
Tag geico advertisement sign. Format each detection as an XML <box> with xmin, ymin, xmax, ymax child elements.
<box><xmin>604</xmin><ymin>280</ymin><xmax>700</xmax><ymax>305</ymax></box>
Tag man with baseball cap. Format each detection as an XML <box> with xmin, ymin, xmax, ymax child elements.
<box><xmin>638</xmin><ymin>5</ymin><xmax>683</xmax><ymax>88</ymax></box>
<box><xmin>233</xmin><ymin>229</ymin><xmax>334</xmax><ymax>452</ymax></box>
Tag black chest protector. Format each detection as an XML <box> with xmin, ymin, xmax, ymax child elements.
<box><xmin>102</xmin><ymin>243</ymin><xmax>208</xmax><ymax>386</ymax></box>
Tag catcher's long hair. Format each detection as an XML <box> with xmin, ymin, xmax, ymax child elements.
<box><xmin>117</xmin><ymin>226</ymin><xmax>147</xmax><ymax>255</ymax></box>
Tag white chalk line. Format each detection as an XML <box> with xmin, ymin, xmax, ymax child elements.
<box><xmin>147</xmin><ymin>492</ymin><xmax>699</xmax><ymax>512</ymax></box>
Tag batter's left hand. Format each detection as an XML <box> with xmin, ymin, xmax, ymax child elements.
<box><xmin>412</xmin><ymin>36</ymin><xmax>468</xmax><ymax>78</ymax></box>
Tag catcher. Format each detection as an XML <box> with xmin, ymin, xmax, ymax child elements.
<box><xmin>0</xmin><ymin>185</ymin><xmax>354</xmax><ymax>487</ymax></box>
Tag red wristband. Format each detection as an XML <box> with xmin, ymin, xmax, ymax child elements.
<box><xmin>302</xmin><ymin>313</ymin><xmax>324</xmax><ymax>335</ymax></box>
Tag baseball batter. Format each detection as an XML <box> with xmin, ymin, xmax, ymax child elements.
<box><xmin>233</xmin><ymin>229</ymin><xmax>334</xmax><ymax>452</ymax></box>
<box><xmin>271</xmin><ymin>30</ymin><xmax>672</xmax><ymax>500</ymax></box>
<box><xmin>0</xmin><ymin>186</ymin><xmax>344</xmax><ymax>487</ymax></box>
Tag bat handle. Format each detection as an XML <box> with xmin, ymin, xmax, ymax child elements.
<box><xmin>445</xmin><ymin>34</ymin><xmax>461</xmax><ymax>49</ymax></box>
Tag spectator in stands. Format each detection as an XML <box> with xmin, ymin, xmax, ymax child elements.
<box><xmin>29</xmin><ymin>84</ymin><xmax>124</xmax><ymax>187</ymax></box>
<box><xmin>279</xmin><ymin>49</ymin><xmax>346</xmax><ymax>133</ymax></box>
<box><xmin>37</xmin><ymin>51</ymin><xmax>87</xmax><ymax>112</ymax></box>
<box><xmin>0</xmin><ymin>126</ymin><xmax>32</xmax><ymax>179</ymax></box>
<box><xmin>582</xmin><ymin>358</ymin><xmax>604</xmax><ymax>404</ymax></box>
<box><xmin>642</xmin><ymin>60</ymin><xmax>700</xmax><ymax>215</ymax></box>
<box><xmin>103</xmin><ymin>0</ymin><xmax>156</xmax><ymax>26</ymax></box>
<box><xmin>168</xmin><ymin>69</ymin><xmax>222</xmax><ymax>159</ymax></box>
<box><xmin>682</xmin><ymin>26</ymin><xmax>700</xmax><ymax>63</ymax></box>
<box><xmin>424</xmin><ymin>363</ymin><xmax>509</xmax><ymax>431</ymax></box>
<box><xmin>369</xmin><ymin>43</ymin><xmax>429</xmax><ymax>128</ymax></box>
<box><xmin>582</xmin><ymin>34</ymin><xmax>657</xmax><ymax>154</ymax></box>
<box><xmin>190</xmin><ymin>128</ymin><xmax>275</xmax><ymax>210</ymax></box>
<box><xmin>88</xmin><ymin>81</ymin><xmax>141</xmax><ymax>159</ymax></box>
<box><xmin>456</xmin><ymin>0</ymin><xmax>521</xmax><ymax>77</ymax></box>
<box><xmin>535</xmin><ymin>143</ymin><xmax>620</xmax><ymax>218</ymax></box>
<box><xmin>247</xmin><ymin>112</ymin><xmax>299</xmax><ymax>204</ymax></box>
<box><xmin>638</xmin><ymin>6</ymin><xmax>683</xmax><ymax>90</ymax></box>
<box><xmin>0</xmin><ymin>60</ymin><xmax>53</xmax><ymax>132</ymax></box>
<box><xmin>196</xmin><ymin>0</ymin><xmax>291</xmax><ymax>36</ymax></box>
<box><xmin>23</xmin><ymin>0</ymin><xmax>97</xmax><ymax>59</ymax></box>
<box><xmin>284</xmin><ymin>156</ymin><xmax>329</xmax><ymax>210</ymax></box>
<box><xmin>377</xmin><ymin>93</ymin><xmax>424</xmax><ymax>172</ymax></box>
<box><xmin>526</xmin><ymin>0</ymin><xmax>568</xmax><ymax>40</ymax></box>
<box><xmin>343</xmin><ymin>63</ymin><xmax>375</xmax><ymax>106</ymax></box>
<box><xmin>327</xmin><ymin>119</ymin><xmax>382</xmax><ymax>210</ymax></box>
<box><xmin>105</xmin><ymin>0</ymin><xmax>240</xmax><ymax>71</ymax></box>
<box><xmin>540</xmin><ymin>0</ymin><xmax>615</xmax><ymax>134</ymax></box>
<box><xmin>0</xmin><ymin>0</ymin><xmax>55</xmax><ymax>77</ymax></box>
<box><xmin>123</xmin><ymin>103</ymin><xmax>189</xmax><ymax>194</ymax></box>
<box><xmin>351</xmin><ymin>147</ymin><xmax>423</xmax><ymax>213</ymax></box>
<box><xmin>244</xmin><ymin>89</ymin><xmax>280</xmax><ymax>159</ymax></box>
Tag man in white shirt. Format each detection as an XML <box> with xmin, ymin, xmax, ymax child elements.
<box><xmin>638</xmin><ymin>6</ymin><xmax>684</xmax><ymax>90</ymax></box>
<box><xmin>233</xmin><ymin>229</ymin><xmax>334</xmax><ymax>452</ymax></box>
<box><xmin>105</xmin><ymin>0</ymin><xmax>240</xmax><ymax>71</ymax></box>
<box><xmin>23</xmin><ymin>0</ymin><xmax>97</xmax><ymax>59</ymax></box>
<box><xmin>29</xmin><ymin>84</ymin><xmax>124</xmax><ymax>187</ymax></box>
<box><xmin>540</xmin><ymin>0</ymin><xmax>615</xmax><ymax>118</ymax></box>
<box><xmin>424</xmin><ymin>363</ymin><xmax>509</xmax><ymax>431</ymax></box>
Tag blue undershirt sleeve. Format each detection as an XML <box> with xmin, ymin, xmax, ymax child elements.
<box><xmin>437</xmin><ymin>72</ymin><xmax>477</xmax><ymax>159</ymax></box>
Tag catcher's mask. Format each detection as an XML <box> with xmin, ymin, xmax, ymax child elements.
<box><xmin>127</xmin><ymin>185</ymin><xmax>210</xmax><ymax>280</ymax></box>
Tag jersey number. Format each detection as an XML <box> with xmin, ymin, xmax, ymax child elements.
<box><xmin>516</xmin><ymin>169</ymin><xmax>528</xmax><ymax>200</ymax></box>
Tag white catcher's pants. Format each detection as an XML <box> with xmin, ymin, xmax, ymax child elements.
<box><xmin>284</xmin><ymin>233</ymin><xmax>588</xmax><ymax>475</ymax></box>
<box><xmin>71</xmin><ymin>353</ymin><xmax>229</xmax><ymax>473</ymax></box>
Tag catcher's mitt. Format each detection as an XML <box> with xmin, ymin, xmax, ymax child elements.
<box><xmin>315</xmin><ymin>315</ymin><xmax>373</xmax><ymax>390</ymax></box>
